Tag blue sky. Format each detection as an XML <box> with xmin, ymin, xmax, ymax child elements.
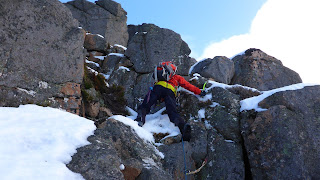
<box><xmin>60</xmin><ymin>0</ymin><xmax>267</xmax><ymax>58</ymax></box>
<box><xmin>112</xmin><ymin>0</ymin><xmax>267</xmax><ymax>58</ymax></box>
<box><xmin>60</xmin><ymin>0</ymin><xmax>320</xmax><ymax>84</ymax></box>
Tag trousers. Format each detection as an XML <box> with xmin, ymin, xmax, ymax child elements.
<box><xmin>137</xmin><ymin>85</ymin><xmax>185</xmax><ymax>128</ymax></box>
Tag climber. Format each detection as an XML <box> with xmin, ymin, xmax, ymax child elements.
<box><xmin>134</xmin><ymin>61</ymin><xmax>206</xmax><ymax>141</ymax></box>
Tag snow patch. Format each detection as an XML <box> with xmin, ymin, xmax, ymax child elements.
<box><xmin>204</xmin><ymin>120</ymin><xmax>212</xmax><ymax>129</ymax></box>
<box><xmin>86</xmin><ymin>66</ymin><xmax>98</xmax><ymax>75</ymax></box>
<box><xmin>114</xmin><ymin>44</ymin><xmax>127</xmax><ymax>50</ymax></box>
<box><xmin>94</xmin><ymin>56</ymin><xmax>106</xmax><ymax>60</ymax></box>
<box><xmin>17</xmin><ymin>88</ymin><xmax>36</xmax><ymax>97</ymax></box>
<box><xmin>198</xmin><ymin>109</ymin><xmax>206</xmax><ymax>119</ymax></box>
<box><xmin>119</xmin><ymin>164</ymin><xmax>125</xmax><ymax>170</ymax></box>
<box><xmin>100</xmin><ymin>73</ymin><xmax>110</xmax><ymax>80</ymax></box>
<box><xmin>240</xmin><ymin>83</ymin><xmax>318</xmax><ymax>112</ymax></box>
<box><xmin>189</xmin><ymin>58</ymin><xmax>207</xmax><ymax>75</ymax></box>
<box><xmin>118</xmin><ymin>66</ymin><xmax>130</xmax><ymax>72</ymax></box>
<box><xmin>224</xmin><ymin>139</ymin><xmax>235</xmax><ymax>143</ymax></box>
<box><xmin>189</xmin><ymin>73</ymin><xmax>201</xmax><ymax>81</ymax></box>
<box><xmin>142</xmin><ymin>157</ymin><xmax>159</xmax><ymax>169</ymax></box>
<box><xmin>229</xmin><ymin>50</ymin><xmax>246</xmax><ymax>59</ymax></box>
<box><xmin>197</xmin><ymin>93</ymin><xmax>212</xmax><ymax>102</ymax></box>
<box><xmin>85</xmin><ymin>60</ymin><xmax>100</xmax><ymax>67</ymax></box>
<box><xmin>111</xmin><ymin>115</ymin><xmax>155</xmax><ymax>143</ymax></box>
<box><xmin>108</xmin><ymin>53</ymin><xmax>124</xmax><ymax>57</ymax></box>
<box><xmin>0</xmin><ymin>105</ymin><xmax>96</xmax><ymax>180</ymax></box>
<box><xmin>97</xmin><ymin>34</ymin><xmax>104</xmax><ymax>38</ymax></box>
<box><xmin>210</xmin><ymin>102</ymin><xmax>224</xmax><ymax>108</ymax></box>
<box><xmin>39</xmin><ymin>81</ymin><xmax>50</xmax><ymax>89</ymax></box>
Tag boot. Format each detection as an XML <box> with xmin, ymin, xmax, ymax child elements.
<box><xmin>134</xmin><ymin>109</ymin><xmax>146</xmax><ymax>127</ymax></box>
<box><xmin>178</xmin><ymin>123</ymin><xmax>192</xmax><ymax>141</ymax></box>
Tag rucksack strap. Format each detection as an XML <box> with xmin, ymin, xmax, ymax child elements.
<box><xmin>154</xmin><ymin>65</ymin><xmax>158</xmax><ymax>82</ymax></box>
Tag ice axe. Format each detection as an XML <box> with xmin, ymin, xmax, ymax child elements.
<box><xmin>202</xmin><ymin>81</ymin><xmax>208</xmax><ymax>91</ymax></box>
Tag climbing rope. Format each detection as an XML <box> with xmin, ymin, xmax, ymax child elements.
<box><xmin>182</xmin><ymin>138</ymin><xmax>188</xmax><ymax>180</ymax></box>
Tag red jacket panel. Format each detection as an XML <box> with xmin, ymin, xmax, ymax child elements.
<box><xmin>167</xmin><ymin>75</ymin><xmax>201</xmax><ymax>95</ymax></box>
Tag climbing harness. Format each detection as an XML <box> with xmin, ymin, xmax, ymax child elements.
<box><xmin>154</xmin><ymin>81</ymin><xmax>177</xmax><ymax>96</ymax></box>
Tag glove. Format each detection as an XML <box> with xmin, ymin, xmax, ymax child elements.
<box><xmin>200</xmin><ymin>90</ymin><xmax>206</xmax><ymax>97</ymax></box>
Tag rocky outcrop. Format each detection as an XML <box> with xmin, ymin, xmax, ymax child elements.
<box><xmin>126</xmin><ymin>23</ymin><xmax>195</xmax><ymax>75</ymax></box>
<box><xmin>101</xmin><ymin>23</ymin><xmax>196</xmax><ymax>109</ymax></box>
<box><xmin>65</xmin><ymin>0</ymin><xmax>129</xmax><ymax>47</ymax></box>
<box><xmin>2</xmin><ymin>0</ymin><xmax>320</xmax><ymax>179</ymax></box>
<box><xmin>67</xmin><ymin>118</ymin><xmax>170</xmax><ymax>180</ymax></box>
<box><xmin>231</xmin><ymin>48</ymin><xmax>302</xmax><ymax>90</ymax></box>
<box><xmin>241</xmin><ymin>85</ymin><xmax>320</xmax><ymax>179</ymax></box>
<box><xmin>80</xmin><ymin>23</ymin><xmax>197</xmax><ymax>118</ymax></box>
<box><xmin>0</xmin><ymin>0</ymin><xmax>85</xmax><ymax>114</ymax></box>
<box><xmin>182</xmin><ymin>85</ymin><xmax>245</xmax><ymax>179</ymax></box>
<box><xmin>190</xmin><ymin>56</ymin><xmax>235</xmax><ymax>84</ymax></box>
<box><xmin>84</xmin><ymin>33</ymin><xmax>107</xmax><ymax>52</ymax></box>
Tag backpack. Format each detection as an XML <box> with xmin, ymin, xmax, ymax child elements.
<box><xmin>153</xmin><ymin>61</ymin><xmax>177</xmax><ymax>82</ymax></box>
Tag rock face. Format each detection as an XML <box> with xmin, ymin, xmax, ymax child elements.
<box><xmin>84</xmin><ymin>33</ymin><xmax>107</xmax><ymax>52</ymax></box>
<box><xmin>67</xmin><ymin>118</ymin><xmax>171</xmax><ymax>180</ymax></box>
<box><xmin>0</xmin><ymin>0</ymin><xmax>85</xmax><ymax>114</ymax></box>
<box><xmin>232</xmin><ymin>48</ymin><xmax>302</xmax><ymax>90</ymax></box>
<box><xmin>241</xmin><ymin>85</ymin><xmax>320</xmax><ymax>179</ymax></box>
<box><xmin>190</xmin><ymin>56</ymin><xmax>235</xmax><ymax>84</ymax></box>
<box><xmin>104</xmin><ymin>23</ymin><xmax>196</xmax><ymax>109</ymax></box>
<box><xmin>65</xmin><ymin>0</ymin><xmax>129</xmax><ymax>47</ymax></box>
<box><xmin>2</xmin><ymin>0</ymin><xmax>320</xmax><ymax>179</ymax></box>
<box><xmin>126</xmin><ymin>23</ymin><xmax>194</xmax><ymax>75</ymax></box>
<box><xmin>158</xmin><ymin>143</ymin><xmax>196</xmax><ymax>180</ymax></box>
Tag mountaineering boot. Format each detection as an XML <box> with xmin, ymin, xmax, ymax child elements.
<box><xmin>134</xmin><ymin>109</ymin><xmax>146</xmax><ymax>127</ymax></box>
<box><xmin>182</xmin><ymin>123</ymin><xmax>192</xmax><ymax>141</ymax></box>
<box><xmin>178</xmin><ymin>123</ymin><xmax>192</xmax><ymax>141</ymax></box>
<box><xmin>134</xmin><ymin>115</ymin><xmax>144</xmax><ymax>127</ymax></box>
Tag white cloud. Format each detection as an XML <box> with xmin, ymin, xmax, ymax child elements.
<box><xmin>200</xmin><ymin>0</ymin><xmax>320</xmax><ymax>84</ymax></box>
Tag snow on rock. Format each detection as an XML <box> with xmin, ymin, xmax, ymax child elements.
<box><xmin>210</xmin><ymin>102</ymin><xmax>224</xmax><ymax>108</ymax></box>
<box><xmin>119</xmin><ymin>164</ymin><xmax>125</xmax><ymax>170</ymax></box>
<box><xmin>39</xmin><ymin>81</ymin><xmax>50</xmax><ymax>89</ymax></box>
<box><xmin>85</xmin><ymin>60</ymin><xmax>100</xmax><ymax>67</ymax></box>
<box><xmin>0</xmin><ymin>104</ymin><xmax>96</xmax><ymax>180</ymax></box>
<box><xmin>189</xmin><ymin>73</ymin><xmax>201</xmax><ymax>81</ymax></box>
<box><xmin>111</xmin><ymin>111</ymin><xmax>168</xmax><ymax>158</ymax></box>
<box><xmin>205</xmin><ymin>80</ymin><xmax>260</xmax><ymax>93</ymax></box>
<box><xmin>198</xmin><ymin>109</ymin><xmax>206</xmax><ymax>119</ymax></box>
<box><xmin>229</xmin><ymin>50</ymin><xmax>246</xmax><ymax>59</ymax></box>
<box><xmin>114</xmin><ymin>44</ymin><xmax>127</xmax><ymax>50</ymax></box>
<box><xmin>108</xmin><ymin>53</ymin><xmax>124</xmax><ymax>57</ymax></box>
<box><xmin>197</xmin><ymin>93</ymin><xmax>212</xmax><ymax>102</ymax></box>
<box><xmin>189</xmin><ymin>59</ymin><xmax>206</xmax><ymax>75</ymax></box>
<box><xmin>93</xmin><ymin>56</ymin><xmax>106</xmax><ymax>60</ymax></box>
<box><xmin>97</xmin><ymin>34</ymin><xmax>104</xmax><ymax>38</ymax></box>
<box><xmin>112</xmin><ymin>107</ymin><xmax>180</xmax><ymax>143</ymax></box>
<box><xmin>118</xmin><ymin>66</ymin><xmax>130</xmax><ymax>72</ymax></box>
<box><xmin>240</xmin><ymin>83</ymin><xmax>319</xmax><ymax>112</ymax></box>
<box><xmin>17</xmin><ymin>88</ymin><xmax>36</xmax><ymax>97</ymax></box>
<box><xmin>86</xmin><ymin>66</ymin><xmax>98</xmax><ymax>75</ymax></box>
<box><xmin>111</xmin><ymin>115</ymin><xmax>155</xmax><ymax>143</ymax></box>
